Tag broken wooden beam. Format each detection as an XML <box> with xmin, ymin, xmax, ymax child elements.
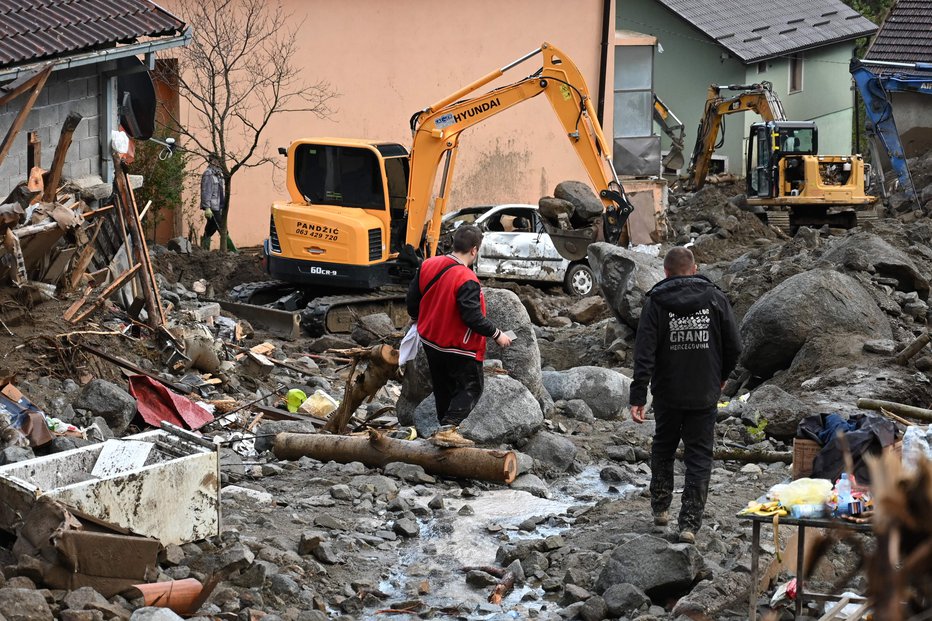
<box><xmin>67</xmin><ymin>219</ymin><xmax>103</xmax><ymax>291</ymax></box>
<box><xmin>41</xmin><ymin>111</ymin><xmax>83</xmax><ymax>202</ymax></box>
<box><xmin>78</xmin><ymin>343</ymin><xmax>191</xmax><ymax>394</ymax></box>
<box><xmin>323</xmin><ymin>344</ymin><xmax>399</xmax><ymax>434</ymax></box>
<box><xmin>0</xmin><ymin>65</ymin><xmax>52</xmax><ymax>168</ymax></box>
<box><xmin>895</xmin><ymin>330</ymin><xmax>930</xmax><ymax>366</ymax></box>
<box><xmin>69</xmin><ymin>264</ymin><xmax>141</xmax><ymax>323</ymax></box>
<box><xmin>857</xmin><ymin>398</ymin><xmax>932</xmax><ymax>424</ymax></box>
<box><xmin>274</xmin><ymin>429</ymin><xmax>518</xmax><ymax>483</ymax></box>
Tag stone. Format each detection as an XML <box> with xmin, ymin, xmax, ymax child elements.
<box><xmin>268</xmin><ymin>574</ymin><xmax>302</xmax><ymax>597</ymax></box>
<box><xmin>350</xmin><ymin>313</ymin><xmax>396</xmax><ymax>347</ymax></box>
<box><xmin>466</xmin><ymin>570</ymin><xmax>499</xmax><ymax>587</ymax></box>
<box><xmin>510</xmin><ymin>473</ymin><xmax>550</xmax><ymax>498</ymax></box>
<box><xmin>599</xmin><ymin>465</ymin><xmax>633</xmax><ymax>484</ymax></box>
<box><xmin>329</xmin><ymin>484</ymin><xmax>353</xmax><ymax>500</ymax></box>
<box><xmin>60</xmin><ymin>611</ymin><xmax>102</xmax><ymax>621</ymax></box>
<box><xmin>298</xmin><ymin>531</ymin><xmax>326</xmax><ymax>556</ymax></box>
<box><xmin>671</xmin><ymin>572</ymin><xmax>750</xmax><ymax>618</ymax></box>
<box><xmin>217</xmin><ymin>543</ymin><xmax>255</xmax><ymax>572</ymax></box>
<box><xmin>538</xmin><ymin>196</ymin><xmax>575</xmax><ymax>223</ymax></box>
<box><xmin>567</xmin><ymin>296</ymin><xmax>608</xmax><ymax>324</ymax></box>
<box><xmin>603</xmin><ymin>582</ymin><xmax>650</xmax><ymax>617</ymax></box>
<box><xmin>0</xmin><ymin>588</ymin><xmax>54</xmax><ymax>621</ymax></box>
<box><xmin>522</xmin><ymin>431</ymin><xmax>577</xmax><ymax>472</ymax></box>
<box><xmin>555</xmin><ymin>180</ymin><xmax>604</xmax><ymax>224</ymax></box>
<box><xmin>587</xmin><ymin>243</ymin><xmax>665</xmax><ymax>328</ymax></box>
<box><xmin>822</xmin><ymin>232</ymin><xmax>929</xmax><ymax>297</ymax></box>
<box><xmin>744</xmin><ymin>385</ymin><xmax>808</xmax><ymax>440</ymax></box>
<box><xmin>63</xmin><ymin>587</ymin><xmax>108</xmax><ymax>610</ymax></box>
<box><xmin>413</xmin><ymin>375</ymin><xmax>544</xmax><ymax>443</ymax></box>
<box><xmin>254</xmin><ymin>420</ymin><xmax>318</xmax><ymax>453</ymax></box>
<box><xmin>383</xmin><ymin>462</ymin><xmax>435</xmax><ymax>484</ymax></box>
<box><xmin>72</xmin><ymin>379</ymin><xmax>136</xmax><ymax>434</ymax></box>
<box><xmin>559</xmin><ymin>399</ymin><xmax>595</xmax><ymax>422</ymax></box>
<box><xmin>313</xmin><ymin>541</ymin><xmax>341</xmax><ymax>565</ymax></box>
<box><xmin>596</xmin><ymin>535</ymin><xmax>703</xmax><ymax>599</ymax></box>
<box><xmin>349</xmin><ymin>475</ymin><xmax>397</xmax><ymax>497</ymax></box>
<box><xmin>542</xmin><ymin>366</ymin><xmax>631</xmax><ymax>420</ymax></box>
<box><xmin>863</xmin><ymin>339</ymin><xmax>896</xmax><ymax>354</ymax></box>
<box><xmin>221</xmin><ymin>485</ymin><xmax>273</xmax><ymax>504</ymax></box>
<box><xmin>740</xmin><ymin>269</ymin><xmax>891</xmax><ymax>378</ymax></box>
<box><xmin>129</xmin><ymin>609</ymin><xmax>185</xmax><ymax>621</ymax></box>
<box><xmin>393</xmin><ymin>517</ymin><xmax>420</xmax><ymax>538</ymax></box>
<box><xmin>0</xmin><ymin>446</ymin><xmax>34</xmax><ymax>465</ymax></box>
<box><xmin>740</xmin><ymin>463</ymin><xmax>763</xmax><ymax>475</ymax></box>
<box><xmin>578</xmin><ymin>595</ymin><xmax>608</xmax><ymax>621</ymax></box>
<box><xmin>562</xmin><ymin>584</ymin><xmax>592</xmax><ymax>604</ymax></box>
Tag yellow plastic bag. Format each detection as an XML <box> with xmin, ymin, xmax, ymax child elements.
<box><xmin>286</xmin><ymin>389</ymin><xmax>307</xmax><ymax>413</ymax></box>
<box><xmin>768</xmin><ymin>478</ymin><xmax>833</xmax><ymax>508</ymax></box>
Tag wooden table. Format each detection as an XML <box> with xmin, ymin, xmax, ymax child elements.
<box><xmin>739</xmin><ymin>513</ymin><xmax>872</xmax><ymax>620</ymax></box>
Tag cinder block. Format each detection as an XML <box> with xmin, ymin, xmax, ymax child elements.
<box><xmin>84</xmin><ymin>115</ymin><xmax>99</xmax><ymax>140</ymax></box>
<box><xmin>68</xmin><ymin>77</ymin><xmax>88</xmax><ymax>100</ymax></box>
<box><xmin>78</xmin><ymin>136</ymin><xmax>99</xmax><ymax>161</ymax></box>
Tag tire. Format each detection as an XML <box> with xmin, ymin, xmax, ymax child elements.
<box><xmin>563</xmin><ymin>263</ymin><xmax>594</xmax><ymax>296</ymax></box>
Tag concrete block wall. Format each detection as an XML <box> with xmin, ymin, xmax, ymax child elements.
<box><xmin>0</xmin><ymin>65</ymin><xmax>103</xmax><ymax>199</ymax></box>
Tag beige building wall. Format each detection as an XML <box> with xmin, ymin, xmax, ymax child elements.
<box><xmin>164</xmin><ymin>0</ymin><xmax>612</xmax><ymax>247</ymax></box>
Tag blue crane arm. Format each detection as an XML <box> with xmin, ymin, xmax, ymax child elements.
<box><xmin>850</xmin><ymin>59</ymin><xmax>932</xmax><ymax>206</ymax></box>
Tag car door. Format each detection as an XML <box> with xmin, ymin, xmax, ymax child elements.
<box><xmin>474</xmin><ymin>207</ymin><xmax>544</xmax><ymax>280</ymax></box>
<box><xmin>530</xmin><ymin>212</ymin><xmax>570</xmax><ymax>283</ymax></box>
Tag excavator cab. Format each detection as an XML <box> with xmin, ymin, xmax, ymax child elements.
<box><xmin>746</xmin><ymin>121</ymin><xmax>817</xmax><ymax>198</ymax></box>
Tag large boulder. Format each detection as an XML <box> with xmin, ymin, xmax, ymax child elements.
<box><xmin>0</xmin><ymin>588</ymin><xmax>53</xmax><ymax>621</ymax></box>
<box><xmin>740</xmin><ymin>269</ymin><xmax>891</xmax><ymax>378</ymax></box>
<box><xmin>542</xmin><ymin>366</ymin><xmax>630</xmax><ymax>420</ymax></box>
<box><xmin>821</xmin><ymin>232</ymin><xmax>930</xmax><ymax>297</ymax></box>
<box><xmin>521</xmin><ymin>430</ymin><xmax>578</xmax><ymax>472</ymax></box>
<box><xmin>745</xmin><ymin>385</ymin><xmax>808</xmax><ymax>439</ymax></box>
<box><xmin>554</xmin><ymin>180</ymin><xmax>604</xmax><ymax>224</ymax></box>
<box><xmin>396</xmin><ymin>287</ymin><xmax>552</xmax><ymax>423</ymax></box>
<box><xmin>671</xmin><ymin>572</ymin><xmax>750</xmax><ymax>619</ymax></box>
<box><xmin>588</xmin><ymin>243</ymin><xmax>665</xmax><ymax>328</ymax></box>
<box><xmin>596</xmin><ymin>535</ymin><xmax>703</xmax><ymax>599</ymax></box>
<box><xmin>413</xmin><ymin>375</ymin><xmax>543</xmax><ymax>444</ymax></box>
<box><xmin>350</xmin><ymin>312</ymin><xmax>397</xmax><ymax>347</ymax></box>
<box><xmin>72</xmin><ymin>379</ymin><xmax>136</xmax><ymax>434</ymax></box>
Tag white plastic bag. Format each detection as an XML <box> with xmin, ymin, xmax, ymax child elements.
<box><xmin>398</xmin><ymin>323</ymin><xmax>420</xmax><ymax>365</ymax></box>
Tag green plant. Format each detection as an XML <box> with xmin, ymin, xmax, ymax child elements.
<box><xmin>747</xmin><ymin>416</ymin><xmax>768</xmax><ymax>442</ymax></box>
<box><xmin>133</xmin><ymin>138</ymin><xmax>189</xmax><ymax>241</ymax></box>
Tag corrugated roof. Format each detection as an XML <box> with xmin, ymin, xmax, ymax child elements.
<box><xmin>656</xmin><ymin>0</ymin><xmax>878</xmax><ymax>63</ymax></box>
<box><xmin>865</xmin><ymin>0</ymin><xmax>932</xmax><ymax>64</ymax></box>
<box><xmin>0</xmin><ymin>0</ymin><xmax>185</xmax><ymax>69</ymax></box>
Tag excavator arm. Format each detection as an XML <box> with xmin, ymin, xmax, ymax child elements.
<box><xmin>653</xmin><ymin>94</ymin><xmax>686</xmax><ymax>172</ymax></box>
<box><xmin>684</xmin><ymin>82</ymin><xmax>786</xmax><ymax>191</ymax></box>
<box><xmin>404</xmin><ymin>42</ymin><xmax>634</xmax><ymax>259</ymax></box>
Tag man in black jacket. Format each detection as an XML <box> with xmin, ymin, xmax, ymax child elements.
<box><xmin>630</xmin><ymin>247</ymin><xmax>741</xmax><ymax>543</ymax></box>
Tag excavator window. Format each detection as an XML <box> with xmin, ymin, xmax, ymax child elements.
<box><xmin>293</xmin><ymin>144</ymin><xmax>386</xmax><ymax>209</ymax></box>
<box><xmin>778</xmin><ymin>128</ymin><xmax>815</xmax><ymax>154</ymax></box>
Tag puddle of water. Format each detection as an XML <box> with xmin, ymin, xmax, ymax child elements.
<box><xmin>373</xmin><ymin>465</ymin><xmax>643</xmax><ymax>618</ymax></box>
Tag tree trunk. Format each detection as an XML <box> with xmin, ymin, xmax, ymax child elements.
<box><xmin>324</xmin><ymin>344</ymin><xmax>399</xmax><ymax>434</ymax></box>
<box><xmin>219</xmin><ymin>177</ymin><xmax>231</xmax><ymax>253</ymax></box>
<box><xmin>273</xmin><ymin>429</ymin><xmax>519</xmax><ymax>483</ymax></box>
<box><xmin>857</xmin><ymin>398</ymin><xmax>932</xmax><ymax>424</ymax></box>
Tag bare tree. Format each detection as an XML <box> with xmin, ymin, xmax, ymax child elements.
<box><xmin>159</xmin><ymin>0</ymin><xmax>335</xmax><ymax>251</ymax></box>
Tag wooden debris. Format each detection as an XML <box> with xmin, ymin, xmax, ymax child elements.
<box><xmin>42</xmin><ymin>112</ymin><xmax>83</xmax><ymax>202</ymax></box>
<box><xmin>273</xmin><ymin>429</ymin><xmax>519</xmax><ymax>484</ymax></box>
<box><xmin>67</xmin><ymin>219</ymin><xmax>103</xmax><ymax>291</ymax></box>
<box><xmin>323</xmin><ymin>344</ymin><xmax>400</xmax><ymax>434</ymax></box>
<box><xmin>488</xmin><ymin>570</ymin><xmax>516</xmax><ymax>604</ymax></box>
<box><xmin>857</xmin><ymin>398</ymin><xmax>932</xmax><ymax>424</ymax></box>
<box><xmin>895</xmin><ymin>330</ymin><xmax>930</xmax><ymax>366</ymax></box>
<box><xmin>0</xmin><ymin>64</ymin><xmax>52</xmax><ymax>168</ymax></box>
<box><xmin>68</xmin><ymin>264</ymin><xmax>141</xmax><ymax>324</ymax></box>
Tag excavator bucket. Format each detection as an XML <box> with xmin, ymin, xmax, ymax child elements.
<box><xmin>662</xmin><ymin>143</ymin><xmax>685</xmax><ymax>172</ymax></box>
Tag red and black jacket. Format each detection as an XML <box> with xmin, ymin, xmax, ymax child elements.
<box><xmin>405</xmin><ymin>255</ymin><xmax>500</xmax><ymax>361</ymax></box>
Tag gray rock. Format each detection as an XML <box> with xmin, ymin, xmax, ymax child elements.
<box><xmin>542</xmin><ymin>366</ymin><xmax>631</xmax><ymax>420</ymax></box>
<box><xmin>745</xmin><ymin>385</ymin><xmax>808</xmax><ymax>439</ymax></box>
<box><xmin>393</xmin><ymin>517</ymin><xmax>419</xmax><ymax>538</ymax></box>
<box><xmin>538</xmin><ymin>196</ymin><xmax>575</xmax><ymax>223</ymax></box>
<box><xmin>329</xmin><ymin>484</ymin><xmax>353</xmax><ymax>500</ymax></box>
<box><xmin>579</xmin><ymin>595</ymin><xmax>608</xmax><ymax>621</ymax></box>
<box><xmin>555</xmin><ymin>180</ymin><xmax>604</xmax><ymax>223</ymax></box>
<box><xmin>63</xmin><ymin>587</ymin><xmax>108</xmax><ymax>610</ymax></box>
<box><xmin>72</xmin><ymin>379</ymin><xmax>136</xmax><ymax>434</ymax></box>
<box><xmin>351</xmin><ymin>313</ymin><xmax>396</xmax><ymax>347</ymax></box>
<box><xmin>0</xmin><ymin>588</ymin><xmax>54</xmax><ymax>621</ymax></box>
<box><xmin>559</xmin><ymin>399</ymin><xmax>595</xmax><ymax>422</ymax></box>
<box><xmin>863</xmin><ymin>339</ymin><xmax>896</xmax><ymax>354</ymax></box>
<box><xmin>413</xmin><ymin>375</ymin><xmax>544</xmax><ymax>444</ymax></box>
<box><xmin>298</xmin><ymin>530</ymin><xmax>326</xmax><ymax>556</ymax></box>
<box><xmin>671</xmin><ymin>572</ymin><xmax>750</xmax><ymax>618</ymax></box>
<box><xmin>603</xmin><ymin>583</ymin><xmax>650</xmax><ymax>617</ymax></box>
<box><xmin>130</xmin><ymin>609</ymin><xmax>184</xmax><ymax>621</ymax></box>
<box><xmin>0</xmin><ymin>446</ymin><xmax>34</xmax><ymax>465</ymax></box>
<box><xmin>522</xmin><ymin>431</ymin><xmax>577</xmax><ymax>472</ymax></box>
<box><xmin>313</xmin><ymin>542</ymin><xmax>341</xmax><ymax>564</ymax></box>
<box><xmin>822</xmin><ymin>232</ymin><xmax>929</xmax><ymax>297</ymax></box>
<box><xmin>383</xmin><ymin>462</ymin><xmax>435</xmax><ymax>484</ymax></box>
<box><xmin>740</xmin><ymin>269</ymin><xmax>891</xmax><ymax>377</ymax></box>
<box><xmin>510</xmin><ymin>473</ymin><xmax>550</xmax><ymax>498</ymax></box>
<box><xmin>596</xmin><ymin>535</ymin><xmax>703</xmax><ymax>598</ymax></box>
<box><xmin>268</xmin><ymin>573</ymin><xmax>302</xmax><ymax>597</ymax></box>
<box><xmin>254</xmin><ymin>420</ymin><xmax>318</xmax><ymax>453</ymax></box>
<box><xmin>217</xmin><ymin>543</ymin><xmax>255</xmax><ymax>572</ymax></box>
<box><xmin>166</xmin><ymin>237</ymin><xmax>193</xmax><ymax>254</ymax></box>
<box><xmin>349</xmin><ymin>475</ymin><xmax>397</xmax><ymax>497</ymax></box>
<box><xmin>466</xmin><ymin>570</ymin><xmax>499</xmax><ymax>587</ymax></box>
<box><xmin>587</xmin><ymin>243</ymin><xmax>665</xmax><ymax>328</ymax></box>
<box><xmin>567</xmin><ymin>296</ymin><xmax>608</xmax><ymax>324</ymax></box>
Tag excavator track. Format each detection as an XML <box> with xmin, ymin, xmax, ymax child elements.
<box><xmin>763</xmin><ymin>206</ymin><xmax>880</xmax><ymax>235</ymax></box>
<box><xmin>300</xmin><ymin>288</ymin><xmax>410</xmax><ymax>337</ymax></box>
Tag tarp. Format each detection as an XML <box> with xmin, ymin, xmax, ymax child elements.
<box><xmin>128</xmin><ymin>375</ymin><xmax>213</xmax><ymax>430</ymax></box>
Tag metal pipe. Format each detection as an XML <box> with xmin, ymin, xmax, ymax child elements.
<box><xmin>860</xmin><ymin>59</ymin><xmax>932</xmax><ymax>71</ymax></box>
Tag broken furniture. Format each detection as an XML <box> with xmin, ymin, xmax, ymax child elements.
<box><xmin>0</xmin><ymin>430</ymin><xmax>220</xmax><ymax>545</ymax></box>
<box><xmin>741</xmin><ymin>514</ymin><xmax>873</xmax><ymax>620</ymax></box>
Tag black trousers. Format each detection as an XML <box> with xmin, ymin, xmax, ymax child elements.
<box><xmin>423</xmin><ymin>345</ymin><xmax>484</xmax><ymax>426</ymax></box>
<box><xmin>649</xmin><ymin>404</ymin><xmax>717</xmax><ymax>532</ymax></box>
<box><xmin>203</xmin><ymin>210</ymin><xmax>221</xmax><ymax>238</ymax></box>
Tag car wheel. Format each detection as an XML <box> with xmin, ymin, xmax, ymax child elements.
<box><xmin>564</xmin><ymin>263</ymin><xmax>594</xmax><ymax>296</ymax></box>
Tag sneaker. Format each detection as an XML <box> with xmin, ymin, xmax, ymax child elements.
<box><xmin>653</xmin><ymin>511</ymin><xmax>670</xmax><ymax>526</ymax></box>
<box><xmin>430</xmin><ymin>426</ymin><xmax>475</xmax><ymax>448</ymax></box>
<box><xmin>678</xmin><ymin>530</ymin><xmax>696</xmax><ymax>544</ymax></box>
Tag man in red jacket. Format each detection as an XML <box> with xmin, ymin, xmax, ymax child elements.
<box><xmin>406</xmin><ymin>225</ymin><xmax>512</xmax><ymax>447</ymax></box>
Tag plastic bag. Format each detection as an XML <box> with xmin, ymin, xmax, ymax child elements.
<box><xmin>768</xmin><ymin>477</ymin><xmax>833</xmax><ymax>508</ymax></box>
<box><xmin>298</xmin><ymin>390</ymin><xmax>339</xmax><ymax>418</ymax></box>
<box><xmin>398</xmin><ymin>323</ymin><xmax>420</xmax><ymax>365</ymax></box>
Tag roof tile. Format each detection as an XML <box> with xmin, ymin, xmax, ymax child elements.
<box><xmin>865</xmin><ymin>0</ymin><xmax>932</xmax><ymax>64</ymax></box>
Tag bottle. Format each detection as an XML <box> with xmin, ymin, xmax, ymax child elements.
<box><xmin>835</xmin><ymin>473</ymin><xmax>853</xmax><ymax>515</ymax></box>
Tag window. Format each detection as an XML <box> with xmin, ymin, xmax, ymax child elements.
<box><xmin>757</xmin><ymin>61</ymin><xmax>767</xmax><ymax>74</ymax></box>
<box><xmin>293</xmin><ymin>144</ymin><xmax>385</xmax><ymax>209</ymax></box>
<box><xmin>613</xmin><ymin>45</ymin><xmax>654</xmax><ymax>138</ymax></box>
<box><xmin>789</xmin><ymin>55</ymin><xmax>803</xmax><ymax>93</ymax></box>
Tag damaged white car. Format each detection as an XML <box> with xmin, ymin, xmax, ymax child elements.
<box><xmin>441</xmin><ymin>204</ymin><xmax>595</xmax><ymax>296</ymax></box>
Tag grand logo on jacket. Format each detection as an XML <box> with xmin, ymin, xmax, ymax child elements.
<box><xmin>667</xmin><ymin>308</ymin><xmax>710</xmax><ymax>351</ymax></box>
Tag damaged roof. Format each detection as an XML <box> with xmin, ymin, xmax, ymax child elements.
<box><xmin>0</xmin><ymin>0</ymin><xmax>186</xmax><ymax>69</ymax></box>
<box><xmin>865</xmin><ymin>0</ymin><xmax>932</xmax><ymax>64</ymax></box>
<box><xmin>655</xmin><ymin>0</ymin><xmax>878</xmax><ymax>62</ymax></box>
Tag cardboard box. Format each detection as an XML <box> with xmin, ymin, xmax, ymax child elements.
<box><xmin>792</xmin><ymin>437</ymin><xmax>902</xmax><ymax>479</ymax></box>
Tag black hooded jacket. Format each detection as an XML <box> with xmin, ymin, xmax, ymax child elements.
<box><xmin>630</xmin><ymin>274</ymin><xmax>741</xmax><ymax>409</ymax></box>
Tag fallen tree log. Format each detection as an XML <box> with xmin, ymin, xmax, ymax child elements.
<box><xmin>324</xmin><ymin>344</ymin><xmax>399</xmax><ymax>434</ymax></box>
<box><xmin>676</xmin><ymin>448</ymin><xmax>793</xmax><ymax>464</ymax></box>
<box><xmin>857</xmin><ymin>398</ymin><xmax>932</xmax><ymax>424</ymax></box>
<box><xmin>274</xmin><ymin>429</ymin><xmax>518</xmax><ymax>483</ymax></box>
<box><xmin>488</xmin><ymin>570</ymin><xmax>516</xmax><ymax>604</ymax></box>
<box><xmin>895</xmin><ymin>330</ymin><xmax>930</xmax><ymax>366</ymax></box>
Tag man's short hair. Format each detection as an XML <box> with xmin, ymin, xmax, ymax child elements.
<box><xmin>453</xmin><ymin>224</ymin><xmax>483</xmax><ymax>253</ymax></box>
<box><xmin>663</xmin><ymin>246</ymin><xmax>695</xmax><ymax>275</ymax></box>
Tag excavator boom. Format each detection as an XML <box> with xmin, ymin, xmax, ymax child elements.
<box><xmin>405</xmin><ymin>42</ymin><xmax>634</xmax><ymax>259</ymax></box>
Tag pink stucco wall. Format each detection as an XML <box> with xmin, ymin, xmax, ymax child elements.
<box><xmin>164</xmin><ymin>0</ymin><xmax>612</xmax><ymax>247</ymax></box>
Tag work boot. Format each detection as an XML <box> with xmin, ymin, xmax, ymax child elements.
<box><xmin>678</xmin><ymin>530</ymin><xmax>696</xmax><ymax>544</ymax></box>
<box><xmin>429</xmin><ymin>426</ymin><xmax>475</xmax><ymax>448</ymax></box>
<box><xmin>653</xmin><ymin>511</ymin><xmax>670</xmax><ymax>526</ymax></box>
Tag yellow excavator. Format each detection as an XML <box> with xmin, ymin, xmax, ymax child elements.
<box><xmin>683</xmin><ymin>81</ymin><xmax>876</xmax><ymax>231</ymax></box>
<box><xmin>242</xmin><ymin>43</ymin><xmax>635</xmax><ymax>334</ymax></box>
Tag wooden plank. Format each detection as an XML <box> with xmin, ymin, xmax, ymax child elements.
<box><xmin>0</xmin><ymin>67</ymin><xmax>51</xmax><ymax>169</ymax></box>
<box><xmin>42</xmin><ymin>111</ymin><xmax>83</xmax><ymax>202</ymax></box>
<box><xmin>64</xmin><ymin>286</ymin><xmax>94</xmax><ymax>321</ymax></box>
<box><xmin>42</xmin><ymin>247</ymin><xmax>76</xmax><ymax>285</ymax></box>
<box><xmin>0</xmin><ymin>64</ymin><xmax>52</xmax><ymax>106</ymax></box>
<box><xmin>817</xmin><ymin>597</ymin><xmax>850</xmax><ymax>621</ymax></box>
<box><xmin>69</xmin><ymin>264</ymin><xmax>141</xmax><ymax>323</ymax></box>
<box><xmin>27</xmin><ymin>131</ymin><xmax>41</xmax><ymax>171</ymax></box>
<box><xmin>78</xmin><ymin>344</ymin><xmax>191</xmax><ymax>394</ymax></box>
<box><xmin>68</xmin><ymin>220</ymin><xmax>103</xmax><ymax>291</ymax></box>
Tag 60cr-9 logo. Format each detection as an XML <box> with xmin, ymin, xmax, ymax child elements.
<box><xmin>295</xmin><ymin>221</ymin><xmax>338</xmax><ymax>241</ymax></box>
